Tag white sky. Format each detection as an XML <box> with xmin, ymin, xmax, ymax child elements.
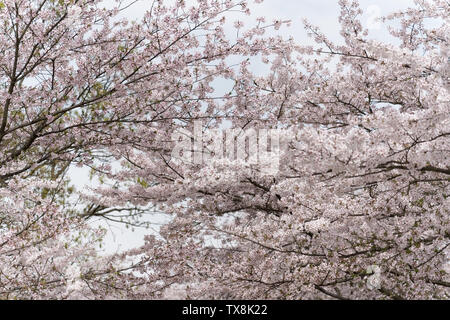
<box><xmin>69</xmin><ymin>0</ymin><xmax>417</xmax><ymax>254</ymax></box>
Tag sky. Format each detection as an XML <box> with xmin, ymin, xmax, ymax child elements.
<box><xmin>114</xmin><ymin>0</ymin><xmax>416</xmax><ymax>42</ymax></box>
<box><xmin>69</xmin><ymin>0</ymin><xmax>417</xmax><ymax>254</ymax></box>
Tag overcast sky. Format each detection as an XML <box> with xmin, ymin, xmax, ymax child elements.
<box><xmin>69</xmin><ymin>0</ymin><xmax>417</xmax><ymax>254</ymax></box>
<box><xmin>117</xmin><ymin>0</ymin><xmax>416</xmax><ymax>42</ymax></box>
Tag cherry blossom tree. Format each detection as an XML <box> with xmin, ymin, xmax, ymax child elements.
<box><xmin>92</xmin><ymin>0</ymin><xmax>450</xmax><ymax>299</ymax></box>
<box><xmin>1</xmin><ymin>0</ymin><xmax>448</xmax><ymax>300</ymax></box>
<box><xmin>0</xmin><ymin>0</ymin><xmax>283</xmax><ymax>298</ymax></box>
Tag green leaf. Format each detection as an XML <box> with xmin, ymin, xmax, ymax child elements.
<box><xmin>137</xmin><ymin>177</ymin><xmax>149</xmax><ymax>188</ymax></box>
